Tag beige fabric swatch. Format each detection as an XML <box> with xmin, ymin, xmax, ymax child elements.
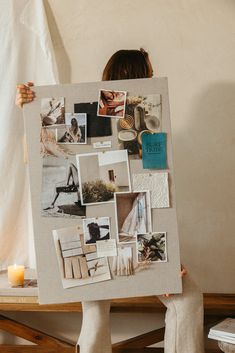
<box><xmin>132</xmin><ymin>172</ymin><xmax>170</xmax><ymax>208</ymax></box>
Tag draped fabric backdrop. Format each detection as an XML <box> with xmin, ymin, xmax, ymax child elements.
<box><xmin>0</xmin><ymin>0</ymin><xmax>58</xmax><ymax>270</ymax></box>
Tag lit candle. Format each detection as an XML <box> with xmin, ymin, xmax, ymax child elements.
<box><xmin>8</xmin><ymin>264</ymin><xmax>25</xmax><ymax>287</ymax></box>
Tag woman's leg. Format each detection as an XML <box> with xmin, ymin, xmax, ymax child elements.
<box><xmin>159</xmin><ymin>275</ymin><xmax>205</xmax><ymax>353</ymax></box>
<box><xmin>78</xmin><ymin>300</ymin><xmax>112</xmax><ymax>353</ymax></box>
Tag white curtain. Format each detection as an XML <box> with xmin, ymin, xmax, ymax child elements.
<box><xmin>0</xmin><ymin>0</ymin><xmax>58</xmax><ymax>270</ymax></box>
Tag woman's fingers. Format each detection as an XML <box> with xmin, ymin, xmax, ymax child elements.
<box><xmin>16</xmin><ymin>82</ymin><xmax>35</xmax><ymax>108</ymax></box>
<box><xmin>15</xmin><ymin>95</ymin><xmax>34</xmax><ymax>108</ymax></box>
<box><xmin>180</xmin><ymin>264</ymin><xmax>187</xmax><ymax>277</ymax></box>
<box><xmin>180</xmin><ymin>268</ymin><xmax>187</xmax><ymax>277</ymax></box>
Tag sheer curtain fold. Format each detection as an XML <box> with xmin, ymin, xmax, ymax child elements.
<box><xmin>0</xmin><ymin>0</ymin><xmax>58</xmax><ymax>270</ymax></box>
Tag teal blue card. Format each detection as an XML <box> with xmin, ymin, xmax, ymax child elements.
<box><xmin>142</xmin><ymin>133</ymin><xmax>167</xmax><ymax>169</ymax></box>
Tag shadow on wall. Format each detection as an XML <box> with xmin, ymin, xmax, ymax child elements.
<box><xmin>174</xmin><ymin>82</ymin><xmax>235</xmax><ymax>291</ymax></box>
<box><xmin>44</xmin><ymin>0</ymin><xmax>71</xmax><ymax>83</ymax></box>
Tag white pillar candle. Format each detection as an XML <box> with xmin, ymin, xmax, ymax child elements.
<box><xmin>8</xmin><ymin>264</ymin><xmax>25</xmax><ymax>287</ymax></box>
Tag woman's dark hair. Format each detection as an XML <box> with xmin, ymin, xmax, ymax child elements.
<box><xmin>102</xmin><ymin>48</ymin><xmax>153</xmax><ymax>81</ymax></box>
<box><xmin>71</xmin><ymin>117</ymin><xmax>78</xmax><ymax>134</ymax></box>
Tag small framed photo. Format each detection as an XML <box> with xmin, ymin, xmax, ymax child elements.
<box><xmin>114</xmin><ymin>191</ymin><xmax>152</xmax><ymax>243</ymax></box>
<box><xmin>57</xmin><ymin>113</ymin><xmax>87</xmax><ymax>144</ymax></box>
<box><xmin>97</xmin><ymin>89</ymin><xmax>127</xmax><ymax>119</ymax></box>
<box><xmin>137</xmin><ymin>232</ymin><xmax>167</xmax><ymax>263</ymax></box>
<box><xmin>83</xmin><ymin>217</ymin><xmax>111</xmax><ymax>244</ymax></box>
<box><xmin>41</xmin><ymin>97</ymin><xmax>65</xmax><ymax>126</ymax></box>
<box><xmin>77</xmin><ymin>150</ymin><xmax>131</xmax><ymax>206</ymax></box>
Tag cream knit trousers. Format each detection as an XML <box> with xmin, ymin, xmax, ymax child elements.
<box><xmin>78</xmin><ymin>275</ymin><xmax>205</xmax><ymax>353</ymax></box>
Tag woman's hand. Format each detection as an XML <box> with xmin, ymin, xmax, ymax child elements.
<box><xmin>15</xmin><ymin>82</ymin><xmax>35</xmax><ymax>108</ymax></box>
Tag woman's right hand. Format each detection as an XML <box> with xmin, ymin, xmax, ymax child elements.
<box><xmin>15</xmin><ymin>82</ymin><xmax>35</xmax><ymax>108</ymax></box>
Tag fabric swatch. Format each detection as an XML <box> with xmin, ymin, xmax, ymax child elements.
<box><xmin>132</xmin><ymin>172</ymin><xmax>170</xmax><ymax>208</ymax></box>
<box><xmin>142</xmin><ymin>132</ymin><xmax>167</xmax><ymax>169</ymax></box>
<box><xmin>74</xmin><ymin>102</ymin><xmax>112</xmax><ymax>137</ymax></box>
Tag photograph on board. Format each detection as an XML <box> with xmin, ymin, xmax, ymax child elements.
<box><xmin>112</xmin><ymin>246</ymin><xmax>134</xmax><ymax>276</ymax></box>
<box><xmin>115</xmin><ymin>191</ymin><xmax>152</xmax><ymax>243</ymax></box>
<box><xmin>118</xmin><ymin>94</ymin><xmax>162</xmax><ymax>156</ymax></box>
<box><xmin>57</xmin><ymin>113</ymin><xmax>87</xmax><ymax>144</ymax></box>
<box><xmin>40</xmin><ymin>97</ymin><xmax>65</xmax><ymax>126</ymax></box>
<box><xmin>83</xmin><ymin>217</ymin><xmax>110</xmax><ymax>244</ymax></box>
<box><xmin>137</xmin><ymin>232</ymin><xmax>167</xmax><ymax>263</ymax></box>
<box><xmin>97</xmin><ymin>89</ymin><xmax>126</xmax><ymax>118</ymax></box>
<box><xmin>77</xmin><ymin>150</ymin><xmax>131</xmax><ymax>205</ymax></box>
<box><xmin>41</xmin><ymin>156</ymin><xmax>86</xmax><ymax>218</ymax></box>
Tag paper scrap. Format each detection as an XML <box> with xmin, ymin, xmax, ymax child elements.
<box><xmin>93</xmin><ymin>141</ymin><xmax>112</xmax><ymax>149</ymax></box>
<box><xmin>132</xmin><ymin>172</ymin><xmax>170</xmax><ymax>208</ymax></box>
<box><xmin>96</xmin><ymin>239</ymin><xmax>117</xmax><ymax>257</ymax></box>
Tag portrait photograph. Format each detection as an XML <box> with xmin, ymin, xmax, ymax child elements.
<box><xmin>57</xmin><ymin>113</ymin><xmax>87</xmax><ymax>144</ymax></box>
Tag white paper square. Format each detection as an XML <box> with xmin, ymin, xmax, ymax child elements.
<box><xmin>132</xmin><ymin>172</ymin><xmax>170</xmax><ymax>208</ymax></box>
<box><xmin>96</xmin><ymin>239</ymin><xmax>117</xmax><ymax>257</ymax></box>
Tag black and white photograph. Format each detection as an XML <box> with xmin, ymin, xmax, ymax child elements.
<box><xmin>115</xmin><ymin>191</ymin><xmax>152</xmax><ymax>243</ymax></box>
<box><xmin>57</xmin><ymin>113</ymin><xmax>87</xmax><ymax>144</ymax></box>
<box><xmin>41</xmin><ymin>156</ymin><xmax>86</xmax><ymax>218</ymax></box>
<box><xmin>77</xmin><ymin>150</ymin><xmax>131</xmax><ymax>205</ymax></box>
<box><xmin>97</xmin><ymin>89</ymin><xmax>127</xmax><ymax>118</ymax></box>
<box><xmin>137</xmin><ymin>232</ymin><xmax>167</xmax><ymax>263</ymax></box>
<box><xmin>40</xmin><ymin>97</ymin><xmax>65</xmax><ymax>126</ymax></box>
<box><xmin>83</xmin><ymin>217</ymin><xmax>110</xmax><ymax>244</ymax></box>
<box><xmin>53</xmin><ymin>226</ymin><xmax>111</xmax><ymax>289</ymax></box>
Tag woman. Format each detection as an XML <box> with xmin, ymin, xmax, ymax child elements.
<box><xmin>58</xmin><ymin>117</ymin><xmax>82</xmax><ymax>143</ymax></box>
<box><xmin>16</xmin><ymin>48</ymin><xmax>204</xmax><ymax>353</ymax></box>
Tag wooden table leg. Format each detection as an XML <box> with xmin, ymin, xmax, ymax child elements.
<box><xmin>0</xmin><ymin>314</ymin><xmax>75</xmax><ymax>353</ymax></box>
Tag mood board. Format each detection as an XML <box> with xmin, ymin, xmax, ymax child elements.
<box><xmin>24</xmin><ymin>77</ymin><xmax>182</xmax><ymax>304</ymax></box>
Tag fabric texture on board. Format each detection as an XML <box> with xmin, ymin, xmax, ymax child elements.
<box><xmin>0</xmin><ymin>0</ymin><xmax>58</xmax><ymax>269</ymax></box>
<box><xmin>74</xmin><ymin>102</ymin><xmax>112</xmax><ymax>137</ymax></box>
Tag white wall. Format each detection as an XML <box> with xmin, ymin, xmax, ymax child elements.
<box><xmin>45</xmin><ymin>0</ymin><xmax>235</xmax><ymax>293</ymax></box>
<box><xmin>100</xmin><ymin>161</ymin><xmax>129</xmax><ymax>186</ymax></box>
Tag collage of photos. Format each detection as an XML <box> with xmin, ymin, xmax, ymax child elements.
<box><xmin>53</xmin><ymin>226</ymin><xmax>111</xmax><ymax>289</ymax></box>
<box><xmin>39</xmin><ymin>86</ymin><xmax>170</xmax><ymax>289</ymax></box>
